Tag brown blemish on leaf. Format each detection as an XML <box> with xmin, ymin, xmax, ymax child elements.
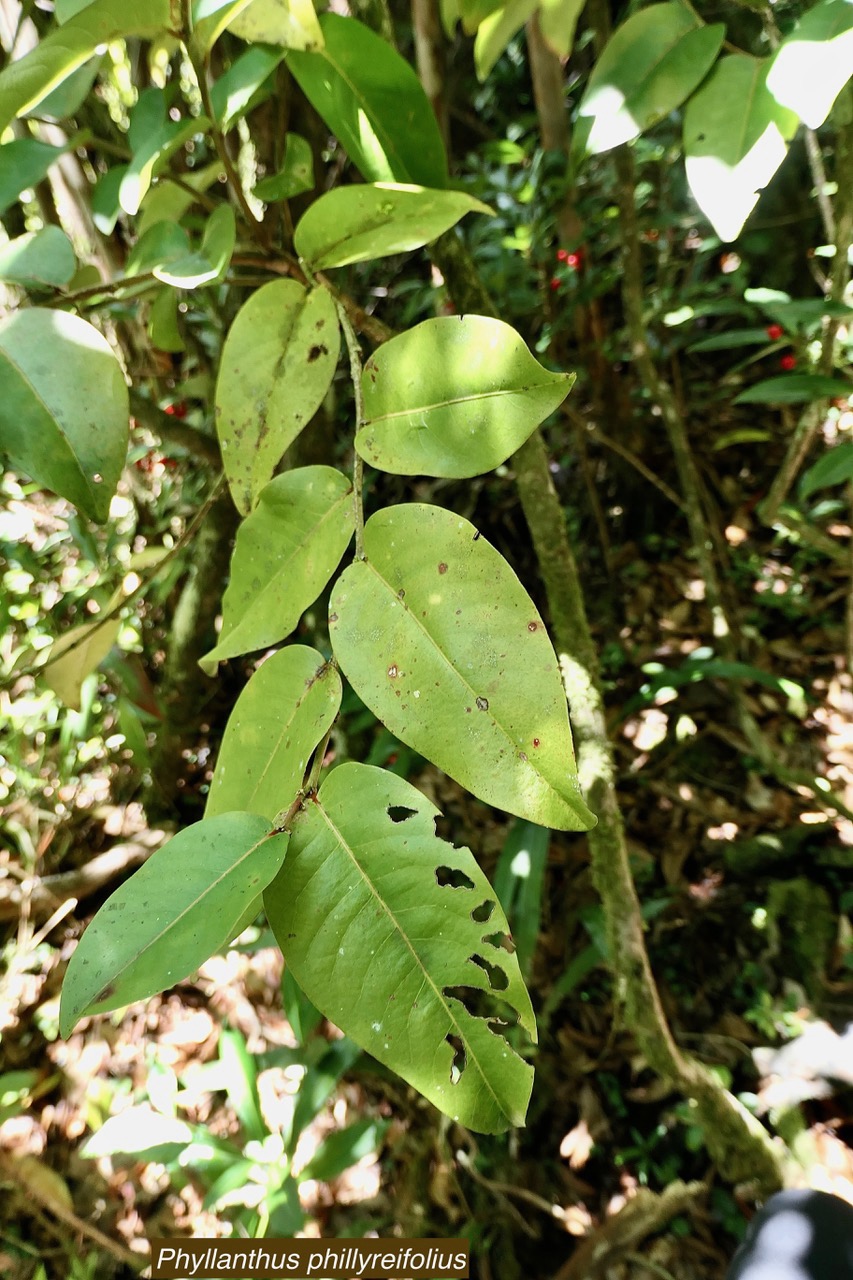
<box><xmin>528</xmin><ymin>621</ymin><xmax>538</xmax><ymax>632</ymax></box>
<box><xmin>518</xmin><ymin>751</ymin><xmax>528</xmax><ymax>762</ymax></box>
<box><xmin>329</xmin><ymin>612</ymin><xmax>338</xmax><ymax>623</ymax></box>
<box><xmin>438</xmin><ymin>562</ymin><xmax>448</xmax><ymax>574</ymax></box>
<box><xmin>388</xmin><ymin>664</ymin><xmax>398</xmax><ymax>678</ymax></box>
<box><xmin>476</xmin><ymin>696</ymin><xmax>489</xmax><ymax>711</ymax></box>
<box><xmin>533</xmin><ymin>738</ymin><xmax>540</xmax><ymax>747</ymax></box>
<box><xmin>95</xmin><ymin>983</ymin><xmax>116</xmax><ymax>1003</ymax></box>
<box><xmin>308</xmin><ymin>343</ymin><xmax>328</xmax><ymax>362</ymax></box>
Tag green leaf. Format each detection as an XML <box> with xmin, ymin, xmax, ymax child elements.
<box><xmin>0</xmin><ymin>309</ymin><xmax>128</xmax><ymax>523</ymax></box>
<box><xmin>138</xmin><ymin>161</ymin><xmax>224</xmax><ymax>237</ymax></box>
<box><xmin>154</xmin><ymin>203</ymin><xmax>236</xmax><ymax>287</ymax></box>
<box><xmin>59</xmin><ymin>814</ymin><xmax>288</xmax><ymax>1036</ymax></box>
<box><xmin>218</xmin><ymin>1027</ymin><xmax>265</xmax><ymax>1141</ymax></box>
<box><xmin>329</xmin><ymin>505</ymin><xmax>595</xmax><ymax>831</ymax></box>
<box><xmin>210</xmin><ymin>45</ymin><xmax>286</xmax><ymax>130</ymax></box>
<box><xmin>0</xmin><ymin>227</ymin><xmax>76</xmax><ymax>288</ymax></box>
<box><xmin>264</xmin><ymin>763</ymin><xmax>537</xmax><ymax>1132</ymax></box>
<box><xmin>766</xmin><ymin>0</ymin><xmax>853</xmax><ymax>129</ymax></box>
<box><xmin>205</xmin><ymin>646</ymin><xmax>342</xmax><ymax>821</ymax></box>
<box><xmin>577</xmin><ymin>4</ymin><xmax>725</xmax><ymax>154</ymax></box>
<box><xmin>81</xmin><ymin>1107</ymin><xmax>194</xmax><ymax>1161</ymax></box>
<box><xmin>120</xmin><ymin>90</ymin><xmax>206</xmax><ymax>215</ymax></box>
<box><xmin>356</xmin><ymin>316</ymin><xmax>573</xmax><ymax>478</ymax></box>
<box><xmin>287</xmin><ymin>13</ymin><xmax>448</xmax><ymax>187</ymax></box>
<box><xmin>684</xmin><ymin>56</ymin><xmax>799</xmax><ymax>243</ymax></box>
<box><xmin>42</xmin><ymin>617</ymin><xmax>121</xmax><ymax>710</ymax></box>
<box><xmin>192</xmin><ymin>0</ymin><xmax>254</xmax><ymax>54</ymax></box>
<box><xmin>215</xmin><ymin>281</ymin><xmax>340</xmax><ymax>515</ymax></box>
<box><xmin>800</xmin><ymin>441</ymin><xmax>853</xmax><ymax>498</ymax></box>
<box><xmin>24</xmin><ymin>54</ymin><xmax>103</xmax><ymax>120</ymax></box>
<box><xmin>228</xmin><ymin>0</ymin><xmax>323</xmax><ymax>48</ymax></box>
<box><xmin>302</xmin><ymin>1118</ymin><xmax>388</xmax><ymax>1182</ymax></box>
<box><xmin>148</xmin><ymin>287</ymin><xmax>186</xmax><ymax>353</ymax></box>
<box><xmin>734</xmin><ymin>374</ymin><xmax>853</xmax><ymax>404</ymax></box>
<box><xmin>126</xmin><ymin>221</ymin><xmax>191</xmax><ymax>277</ymax></box>
<box><xmin>538</xmin><ymin>0</ymin><xmax>586</xmax><ymax>58</ymax></box>
<box><xmin>0</xmin><ymin>0</ymin><xmax>173</xmax><ymax>131</ymax></box>
<box><xmin>0</xmin><ymin>139</ymin><xmax>65</xmax><ymax>216</ymax></box>
<box><xmin>474</xmin><ymin>0</ymin><xmax>537</xmax><ymax>81</ymax></box>
<box><xmin>492</xmin><ymin>820</ymin><xmax>549</xmax><ymax>977</ymax></box>
<box><xmin>687</xmin><ymin>327</ymin><xmax>771</xmax><ymax>352</ymax></box>
<box><xmin>294</xmin><ymin>183</ymin><xmax>492</xmax><ymax>271</ymax></box>
<box><xmin>459</xmin><ymin>0</ymin><xmax>504</xmax><ymax>34</ymax></box>
<box><xmin>200</xmin><ymin>468</ymin><xmax>354</xmax><ymax>673</ymax></box>
<box><xmin>253</xmin><ymin>133</ymin><xmax>314</xmax><ymax>201</ymax></box>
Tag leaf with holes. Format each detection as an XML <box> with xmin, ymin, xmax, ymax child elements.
<box><xmin>329</xmin><ymin>505</ymin><xmax>595</xmax><ymax>831</ymax></box>
<box><xmin>206</xmin><ymin>646</ymin><xmax>341</xmax><ymax>821</ymax></box>
<box><xmin>60</xmin><ymin>814</ymin><xmax>288</xmax><ymax>1036</ymax></box>
<box><xmin>293</xmin><ymin>184</ymin><xmax>492</xmax><ymax>272</ymax></box>
<box><xmin>0</xmin><ymin>309</ymin><xmax>128</xmax><ymax>523</ymax></box>
<box><xmin>264</xmin><ymin>763</ymin><xmax>536</xmax><ymax>1132</ymax></box>
<box><xmin>287</xmin><ymin>13</ymin><xmax>447</xmax><ymax>186</ymax></box>
<box><xmin>215</xmin><ymin>281</ymin><xmax>340</xmax><ymax>515</ymax></box>
<box><xmin>577</xmin><ymin>3</ymin><xmax>724</xmax><ymax>154</ymax></box>
<box><xmin>200</xmin><ymin>467</ymin><xmax>353</xmax><ymax>673</ymax></box>
<box><xmin>357</xmin><ymin>316</ymin><xmax>573</xmax><ymax>478</ymax></box>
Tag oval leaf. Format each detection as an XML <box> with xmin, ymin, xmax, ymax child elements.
<box><xmin>201</xmin><ymin>467</ymin><xmax>354</xmax><ymax>673</ymax></box>
<box><xmin>42</xmin><ymin>616</ymin><xmax>121</xmax><ymax>710</ymax></box>
<box><xmin>264</xmin><ymin>763</ymin><xmax>536</xmax><ymax>1132</ymax></box>
<box><xmin>0</xmin><ymin>309</ymin><xmax>128</xmax><ymax>523</ymax></box>
<box><xmin>215</xmin><ymin>281</ymin><xmax>340</xmax><ymax>515</ymax></box>
<box><xmin>357</xmin><ymin>316</ymin><xmax>574</xmax><ymax>478</ymax></box>
<box><xmin>0</xmin><ymin>227</ymin><xmax>76</xmax><ymax>287</ymax></box>
<box><xmin>766</xmin><ymin>0</ymin><xmax>853</xmax><ymax>129</ymax></box>
<box><xmin>329</xmin><ymin>505</ymin><xmax>595</xmax><ymax>831</ymax></box>
<box><xmin>800</xmin><ymin>441</ymin><xmax>853</xmax><ymax>499</ymax></box>
<box><xmin>206</xmin><ymin>646</ymin><xmax>342</xmax><ymax>821</ymax></box>
<box><xmin>294</xmin><ymin>183</ymin><xmax>492</xmax><ymax>271</ymax></box>
<box><xmin>734</xmin><ymin>374</ymin><xmax>853</xmax><ymax>405</ymax></box>
<box><xmin>684</xmin><ymin>56</ymin><xmax>799</xmax><ymax>242</ymax></box>
<box><xmin>228</xmin><ymin>0</ymin><xmax>323</xmax><ymax>48</ymax></box>
<box><xmin>474</xmin><ymin>0</ymin><xmax>537</xmax><ymax>81</ymax></box>
<box><xmin>287</xmin><ymin>13</ymin><xmax>447</xmax><ymax>187</ymax></box>
<box><xmin>578</xmin><ymin>4</ymin><xmax>725</xmax><ymax>154</ymax></box>
<box><xmin>59</xmin><ymin>813</ymin><xmax>288</xmax><ymax>1036</ymax></box>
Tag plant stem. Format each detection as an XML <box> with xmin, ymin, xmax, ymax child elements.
<box><xmin>335</xmin><ymin>299</ymin><xmax>367</xmax><ymax>559</ymax></box>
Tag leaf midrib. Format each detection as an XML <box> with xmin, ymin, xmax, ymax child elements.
<box><xmin>363</xmin><ymin>379</ymin><xmax>564</xmax><ymax>427</ymax></box>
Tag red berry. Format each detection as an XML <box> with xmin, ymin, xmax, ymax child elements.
<box><xmin>556</xmin><ymin>248</ymin><xmax>569</xmax><ymax>262</ymax></box>
<box><xmin>566</xmin><ymin>252</ymin><xmax>582</xmax><ymax>269</ymax></box>
<box><xmin>164</xmin><ymin>401</ymin><xmax>188</xmax><ymax>419</ymax></box>
<box><xmin>780</xmin><ymin>353</ymin><xmax>796</xmax><ymax>371</ymax></box>
<box><xmin>766</xmin><ymin>324</ymin><xmax>784</xmax><ymax>340</ymax></box>
<box><xmin>550</xmin><ymin>277</ymin><xmax>561</xmax><ymax>292</ymax></box>
<box><xmin>164</xmin><ymin>404</ymin><xmax>175</xmax><ymax>416</ymax></box>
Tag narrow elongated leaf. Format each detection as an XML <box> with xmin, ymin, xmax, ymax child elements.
<box><xmin>0</xmin><ymin>228</ymin><xmax>76</xmax><ymax>288</ymax></box>
<box><xmin>210</xmin><ymin>45</ymin><xmax>286</xmax><ymax>130</ymax></box>
<box><xmin>767</xmin><ymin>0</ymin><xmax>853</xmax><ymax>129</ymax></box>
<box><xmin>206</xmin><ymin>646</ymin><xmax>342</xmax><ymax>820</ymax></box>
<box><xmin>329</xmin><ymin>505</ymin><xmax>595</xmax><ymax>831</ymax></box>
<box><xmin>801</xmin><ymin>442</ymin><xmax>853</xmax><ymax>499</ymax></box>
<box><xmin>0</xmin><ymin>0</ymin><xmax>172</xmax><ymax>130</ymax></box>
<box><xmin>264</xmin><ymin>764</ymin><xmax>537</xmax><ymax>1132</ymax></box>
<box><xmin>201</xmin><ymin>467</ymin><xmax>354</xmax><ymax>673</ymax></box>
<box><xmin>60</xmin><ymin>814</ymin><xmax>288</xmax><ymax>1036</ymax></box>
<box><xmin>459</xmin><ymin>0</ymin><xmax>504</xmax><ymax>33</ymax></box>
<box><xmin>287</xmin><ymin>14</ymin><xmax>448</xmax><ymax>187</ymax></box>
<box><xmin>357</xmin><ymin>316</ymin><xmax>573</xmax><ymax>478</ymax></box>
<box><xmin>0</xmin><ymin>309</ymin><xmax>128</xmax><ymax>523</ymax></box>
<box><xmin>734</xmin><ymin>374</ymin><xmax>853</xmax><ymax>404</ymax></box>
<box><xmin>192</xmin><ymin>0</ymin><xmax>253</xmax><ymax>54</ymax></box>
<box><xmin>474</xmin><ymin>0</ymin><xmax>537</xmax><ymax>81</ymax></box>
<box><xmin>539</xmin><ymin>0</ymin><xmax>587</xmax><ymax>58</ymax></box>
<box><xmin>577</xmin><ymin>4</ymin><xmax>725</xmax><ymax>154</ymax></box>
<box><xmin>0</xmin><ymin>139</ymin><xmax>64</xmax><ymax>215</ymax></box>
<box><xmin>215</xmin><ymin>281</ymin><xmax>340</xmax><ymax>514</ymax></box>
<box><xmin>81</xmin><ymin>1108</ymin><xmax>194</xmax><ymax>1161</ymax></box>
<box><xmin>294</xmin><ymin>184</ymin><xmax>492</xmax><ymax>271</ymax></box>
<box><xmin>684</xmin><ymin>56</ymin><xmax>799</xmax><ymax>242</ymax></box>
<box><xmin>228</xmin><ymin>0</ymin><xmax>323</xmax><ymax>48</ymax></box>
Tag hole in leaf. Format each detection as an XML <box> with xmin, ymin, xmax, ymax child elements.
<box><xmin>444</xmin><ymin>985</ymin><xmax>520</xmax><ymax>1030</ymax></box>
<box><xmin>471</xmin><ymin>899</ymin><xmax>495</xmax><ymax>923</ymax></box>
<box><xmin>469</xmin><ymin>953</ymin><xmax>509</xmax><ymax>991</ymax></box>
<box><xmin>446</xmin><ymin>1034</ymin><xmax>466</xmax><ymax>1085</ymax></box>
<box><xmin>483</xmin><ymin>930</ymin><xmax>515</xmax><ymax>954</ymax></box>
<box><xmin>388</xmin><ymin>805</ymin><xmax>417</xmax><ymax>824</ymax></box>
<box><xmin>436</xmin><ymin>866</ymin><xmax>475</xmax><ymax>890</ymax></box>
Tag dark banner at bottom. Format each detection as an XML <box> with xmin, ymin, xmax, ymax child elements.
<box><xmin>150</xmin><ymin>1238</ymin><xmax>470</xmax><ymax>1278</ymax></box>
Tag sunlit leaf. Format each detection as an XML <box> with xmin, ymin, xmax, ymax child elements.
<box><xmin>154</xmin><ymin>204</ymin><xmax>236</xmax><ymax>287</ymax></box>
<box><xmin>42</xmin><ymin>616</ymin><xmax>121</xmax><ymax>710</ymax></box>
<box><xmin>210</xmin><ymin>45</ymin><xmax>286</xmax><ymax>130</ymax></box>
<box><xmin>767</xmin><ymin>0</ymin><xmax>853</xmax><ymax>128</ymax></box>
<box><xmin>539</xmin><ymin>0</ymin><xmax>587</xmax><ymax>58</ymax></box>
<box><xmin>82</xmin><ymin>1107</ymin><xmax>194</xmax><ymax>1161</ymax></box>
<box><xmin>294</xmin><ymin>183</ymin><xmax>492</xmax><ymax>271</ymax></box>
<box><xmin>474</xmin><ymin>0</ymin><xmax>537</xmax><ymax>82</ymax></box>
<box><xmin>329</xmin><ymin>504</ymin><xmax>595</xmax><ymax>831</ymax></box>
<box><xmin>357</xmin><ymin>316</ymin><xmax>573</xmax><ymax>477</ymax></box>
<box><xmin>0</xmin><ymin>139</ymin><xmax>65</xmax><ymax>216</ymax></box>
<box><xmin>0</xmin><ymin>227</ymin><xmax>76</xmax><ymax>288</ymax></box>
<box><xmin>228</xmin><ymin>0</ymin><xmax>323</xmax><ymax>48</ymax></box>
<box><xmin>264</xmin><ymin>763</ymin><xmax>537</xmax><ymax>1132</ymax></box>
<box><xmin>200</xmin><ymin>467</ymin><xmax>354</xmax><ymax>673</ymax></box>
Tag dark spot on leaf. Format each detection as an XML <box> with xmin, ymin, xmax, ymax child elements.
<box><xmin>397</xmin><ymin>589</ymin><xmax>405</xmax><ymax>599</ymax></box>
<box><xmin>436</xmin><ymin>865</ymin><xmax>475</xmax><ymax>890</ymax></box>
<box><xmin>446</xmin><ymin>1033</ymin><xmax>466</xmax><ymax>1084</ymax></box>
<box><xmin>308</xmin><ymin>343</ymin><xmax>327</xmax><ymax>362</ymax></box>
<box><xmin>469</xmin><ymin>953</ymin><xmax>509</xmax><ymax>991</ymax></box>
<box><xmin>95</xmin><ymin>983</ymin><xmax>116</xmax><ymax>1002</ymax></box>
<box><xmin>387</xmin><ymin>664</ymin><xmax>398</xmax><ymax>678</ymax></box>
<box><xmin>329</xmin><ymin>612</ymin><xmax>338</xmax><ymax>623</ymax></box>
<box><xmin>438</xmin><ymin>562</ymin><xmax>448</xmax><ymax>574</ymax></box>
<box><xmin>484</xmin><ymin>930</ymin><xmax>515</xmax><ymax>953</ymax></box>
<box><xmin>465</xmin><ymin>706</ymin><xmax>472</xmax><ymax>713</ymax></box>
<box><xmin>473</xmin><ymin>531</ymin><xmax>481</xmax><ymax>540</ymax></box>
<box><xmin>388</xmin><ymin>805</ymin><xmax>417</xmax><ymax>823</ymax></box>
<box><xmin>528</xmin><ymin>621</ymin><xmax>538</xmax><ymax>632</ymax></box>
<box><xmin>533</xmin><ymin>738</ymin><xmax>540</xmax><ymax>748</ymax></box>
<box><xmin>518</xmin><ymin>751</ymin><xmax>528</xmax><ymax>762</ymax></box>
<box><xmin>476</xmin><ymin>696</ymin><xmax>489</xmax><ymax>711</ymax></box>
<box><xmin>472</xmin><ymin>899</ymin><xmax>495</xmax><ymax>923</ymax></box>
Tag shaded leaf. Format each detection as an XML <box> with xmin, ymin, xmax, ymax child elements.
<box><xmin>200</xmin><ymin>467</ymin><xmax>354</xmax><ymax>673</ymax></box>
<box><xmin>329</xmin><ymin>504</ymin><xmax>595</xmax><ymax>830</ymax></box>
<box><xmin>357</xmin><ymin>315</ymin><xmax>573</xmax><ymax>477</ymax></box>
<box><xmin>42</xmin><ymin>616</ymin><xmax>121</xmax><ymax>710</ymax></box>
<box><xmin>287</xmin><ymin>13</ymin><xmax>448</xmax><ymax>187</ymax></box>
<box><xmin>253</xmin><ymin>133</ymin><xmax>314</xmax><ymax>200</ymax></box>
<box><xmin>684</xmin><ymin>56</ymin><xmax>799</xmax><ymax>242</ymax></box>
<box><xmin>0</xmin><ymin>309</ymin><xmax>128</xmax><ymax>523</ymax></box>
<box><xmin>0</xmin><ymin>139</ymin><xmax>64</xmax><ymax>216</ymax></box>
<box><xmin>0</xmin><ymin>227</ymin><xmax>76</xmax><ymax>288</ymax></box>
<box><xmin>767</xmin><ymin>0</ymin><xmax>853</xmax><ymax>128</ymax></box>
<box><xmin>578</xmin><ymin>4</ymin><xmax>725</xmax><ymax>154</ymax></box>
<box><xmin>302</xmin><ymin>1118</ymin><xmax>389</xmax><ymax>1182</ymax></box>
<box><xmin>206</xmin><ymin>646</ymin><xmax>342</xmax><ymax>821</ymax></box>
<box><xmin>60</xmin><ymin>814</ymin><xmax>288</xmax><ymax>1035</ymax></box>
<box><xmin>294</xmin><ymin>183</ymin><xmax>492</xmax><ymax>271</ymax></box>
<box><xmin>215</xmin><ymin>282</ymin><xmax>340</xmax><ymax>514</ymax></box>
<box><xmin>264</xmin><ymin>763</ymin><xmax>537</xmax><ymax>1132</ymax></box>
<box><xmin>154</xmin><ymin>203</ymin><xmax>236</xmax><ymax>287</ymax></box>
<box><xmin>734</xmin><ymin>374</ymin><xmax>853</xmax><ymax>404</ymax></box>
<box><xmin>800</xmin><ymin>442</ymin><xmax>853</xmax><ymax>498</ymax></box>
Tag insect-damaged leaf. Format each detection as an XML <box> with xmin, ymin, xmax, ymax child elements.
<box><xmin>200</xmin><ymin>467</ymin><xmax>353</xmax><ymax>673</ymax></box>
<box><xmin>206</xmin><ymin>646</ymin><xmax>341</xmax><ymax>822</ymax></box>
<box><xmin>294</xmin><ymin>184</ymin><xmax>492</xmax><ymax>272</ymax></box>
<box><xmin>0</xmin><ymin>309</ymin><xmax>128</xmax><ymax>523</ymax></box>
<box><xmin>264</xmin><ymin>763</ymin><xmax>536</xmax><ymax>1132</ymax></box>
<box><xmin>215</xmin><ymin>280</ymin><xmax>340</xmax><ymax>515</ymax></box>
<box><xmin>329</xmin><ymin>505</ymin><xmax>595</xmax><ymax>831</ymax></box>
<box><xmin>60</xmin><ymin>814</ymin><xmax>288</xmax><ymax>1036</ymax></box>
<box><xmin>357</xmin><ymin>316</ymin><xmax>573</xmax><ymax>478</ymax></box>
